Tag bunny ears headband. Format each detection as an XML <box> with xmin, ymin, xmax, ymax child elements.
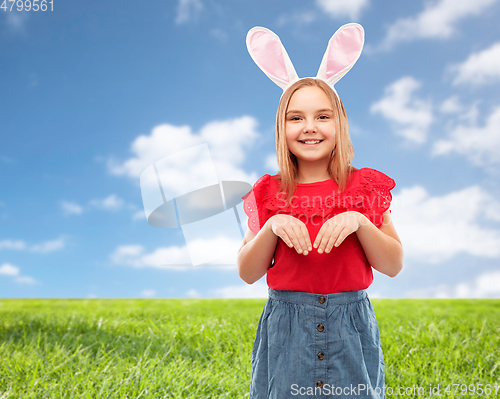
<box><xmin>246</xmin><ymin>23</ymin><xmax>365</xmax><ymax>96</ymax></box>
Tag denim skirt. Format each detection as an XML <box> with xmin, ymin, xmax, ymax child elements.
<box><xmin>249</xmin><ymin>288</ymin><xmax>385</xmax><ymax>399</ymax></box>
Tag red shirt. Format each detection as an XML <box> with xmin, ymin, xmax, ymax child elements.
<box><xmin>242</xmin><ymin>167</ymin><xmax>396</xmax><ymax>294</ymax></box>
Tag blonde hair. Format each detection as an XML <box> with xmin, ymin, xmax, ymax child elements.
<box><xmin>273</xmin><ymin>78</ymin><xmax>355</xmax><ymax>206</ymax></box>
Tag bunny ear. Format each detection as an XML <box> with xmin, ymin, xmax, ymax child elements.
<box><xmin>246</xmin><ymin>26</ymin><xmax>299</xmax><ymax>91</ymax></box>
<box><xmin>316</xmin><ymin>23</ymin><xmax>365</xmax><ymax>88</ymax></box>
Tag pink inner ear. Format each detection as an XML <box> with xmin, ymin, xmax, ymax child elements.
<box><xmin>249</xmin><ymin>31</ymin><xmax>289</xmax><ymax>83</ymax></box>
<box><xmin>326</xmin><ymin>26</ymin><xmax>363</xmax><ymax>80</ymax></box>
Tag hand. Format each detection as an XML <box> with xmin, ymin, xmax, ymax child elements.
<box><xmin>266</xmin><ymin>214</ymin><xmax>312</xmax><ymax>256</ymax></box>
<box><xmin>313</xmin><ymin>211</ymin><xmax>367</xmax><ymax>254</ymax></box>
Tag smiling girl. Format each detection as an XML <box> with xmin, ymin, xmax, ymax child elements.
<box><xmin>238</xmin><ymin>25</ymin><xmax>403</xmax><ymax>399</ymax></box>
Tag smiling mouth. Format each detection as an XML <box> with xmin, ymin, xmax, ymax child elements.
<box><xmin>298</xmin><ymin>139</ymin><xmax>324</xmax><ymax>145</ymax></box>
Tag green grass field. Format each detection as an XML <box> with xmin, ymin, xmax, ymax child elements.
<box><xmin>0</xmin><ymin>298</ymin><xmax>499</xmax><ymax>398</ymax></box>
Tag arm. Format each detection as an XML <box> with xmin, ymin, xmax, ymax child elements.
<box><xmin>355</xmin><ymin>210</ymin><xmax>404</xmax><ymax>278</ymax></box>
<box><xmin>237</xmin><ymin>219</ymin><xmax>279</xmax><ymax>284</ymax></box>
<box><xmin>237</xmin><ymin>214</ymin><xmax>312</xmax><ymax>284</ymax></box>
<box><xmin>313</xmin><ymin>210</ymin><xmax>404</xmax><ymax>278</ymax></box>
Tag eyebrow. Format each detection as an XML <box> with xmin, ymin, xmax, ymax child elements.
<box><xmin>286</xmin><ymin>108</ymin><xmax>334</xmax><ymax>114</ymax></box>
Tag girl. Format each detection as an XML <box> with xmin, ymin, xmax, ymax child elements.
<box><xmin>238</xmin><ymin>24</ymin><xmax>403</xmax><ymax>398</ymax></box>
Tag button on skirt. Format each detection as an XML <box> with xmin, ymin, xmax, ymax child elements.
<box><xmin>249</xmin><ymin>288</ymin><xmax>385</xmax><ymax>399</ymax></box>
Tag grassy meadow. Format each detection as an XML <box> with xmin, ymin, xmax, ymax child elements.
<box><xmin>0</xmin><ymin>298</ymin><xmax>498</xmax><ymax>398</ymax></box>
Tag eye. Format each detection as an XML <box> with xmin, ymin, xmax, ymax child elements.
<box><xmin>318</xmin><ymin>115</ymin><xmax>330</xmax><ymax>120</ymax></box>
<box><xmin>288</xmin><ymin>116</ymin><xmax>301</xmax><ymax>121</ymax></box>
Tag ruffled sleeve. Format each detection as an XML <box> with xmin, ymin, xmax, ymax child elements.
<box><xmin>356</xmin><ymin>168</ymin><xmax>396</xmax><ymax>227</ymax></box>
<box><xmin>241</xmin><ymin>174</ymin><xmax>272</xmax><ymax>234</ymax></box>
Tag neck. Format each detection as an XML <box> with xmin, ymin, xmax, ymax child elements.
<box><xmin>295</xmin><ymin>158</ymin><xmax>331</xmax><ymax>184</ymax></box>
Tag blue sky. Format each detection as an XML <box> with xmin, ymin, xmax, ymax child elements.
<box><xmin>1</xmin><ymin>0</ymin><xmax>500</xmax><ymax>298</ymax></box>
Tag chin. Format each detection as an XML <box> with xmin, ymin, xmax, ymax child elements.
<box><xmin>295</xmin><ymin>153</ymin><xmax>331</xmax><ymax>162</ymax></box>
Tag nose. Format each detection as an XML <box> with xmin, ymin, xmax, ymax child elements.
<box><xmin>303</xmin><ymin>119</ymin><xmax>317</xmax><ymax>133</ymax></box>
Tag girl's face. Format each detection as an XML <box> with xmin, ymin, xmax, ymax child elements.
<box><xmin>285</xmin><ymin>86</ymin><xmax>336</xmax><ymax>164</ymax></box>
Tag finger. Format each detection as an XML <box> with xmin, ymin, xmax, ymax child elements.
<box><xmin>303</xmin><ymin>225</ymin><xmax>313</xmax><ymax>253</ymax></box>
<box><xmin>313</xmin><ymin>221</ymin><xmax>329</xmax><ymax>249</ymax></box>
<box><xmin>321</xmin><ymin>225</ymin><xmax>342</xmax><ymax>253</ymax></box>
<box><xmin>323</xmin><ymin>233</ymin><xmax>338</xmax><ymax>253</ymax></box>
<box><xmin>292</xmin><ymin>224</ymin><xmax>310</xmax><ymax>255</ymax></box>
<box><xmin>279</xmin><ymin>231</ymin><xmax>294</xmax><ymax>249</ymax></box>
<box><xmin>313</xmin><ymin>227</ymin><xmax>323</xmax><ymax>249</ymax></box>
<box><xmin>298</xmin><ymin>224</ymin><xmax>312</xmax><ymax>255</ymax></box>
<box><xmin>334</xmin><ymin>226</ymin><xmax>354</xmax><ymax>248</ymax></box>
<box><xmin>317</xmin><ymin>224</ymin><xmax>336</xmax><ymax>254</ymax></box>
<box><xmin>313</xmin><ymin>216</ymin><xmax>336</xmax><ymax>251</ymax></box>
<box><xmin>325</xmin><ymin>226</ymin><xmax>346</xmax><ymax>253</ymax></box>
<box><xmin>288</xmin><ymin>227</ymin><xmax>306</xmax><ymax>254</ymax></box>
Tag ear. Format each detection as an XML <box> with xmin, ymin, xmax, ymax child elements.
<box><xmin>316</xmin><ymin>23</ymin><xmax>364</xmax><ymax>88</ymax></box>
<box><xmin>246</xmin><ymin>26</ymin><xmax>299</xmax><ymax>91</ymax></box>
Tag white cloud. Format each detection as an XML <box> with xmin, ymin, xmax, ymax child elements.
<box><xmin>276</xmin><ymin>11</ymin><xmax>316</xmax><ymax>27</ymax></box>
<box><xmin>276</xmin><ymin>0</ymin><xmax>368</xmax><ymax>26</ymax></box>
<box><xmin>370</xmin><ymin>77</ymin><xmax>433</xmax><ymax>144</ymax></box>
<box><xmin>132</xmin><ymin>210</ymin><xmax>146</xmax><ymax>221</ymax></box>
<box><xmin>0</xmin><ymin>263</ymin><xmax>20</xmax><ymax>276</ymax></box>
<box><xmin>451</xmin><ymin>42</ymin><xmax>500</xmax><ymax>86</ymax></box>
<box><xmin>61</xmin><ymin>200</ymin><xmax>83</xmax><ymax>216</ymax></box>
<box><xmin>315</xmin><ymin>0</ymin><xmax>369</xmax><ymax>19</ymax></box>
<box><xmin>0</xmin><ymin>237</ymin><xmax>65</xmax><ymax>253</ymax></box>
<box><xmin>432</xmin><ymin>105</ymin><xmax>500</xmax><ymax>166</ymax></box>
<box><xmin>176</xmin><ymin>0</ymin><xmax>203</xmax><ymax>24</ymax></box>
<box><xmin>211</xmin><ymin>281</ymin><xmax>268</xmax><ymax>298</ymax></box>
<box><xmin>63</xmin><ymin>196</ymin><xmax>134</xmax><ymax>215</ymax></box>
<box><xmin>14</xmin><ymin>276</ymin><xmax>37</xmax><ymax>285</ymax></box>
<box><xmin>110</xmin><ymin>237</ymin><xmax>240</xmax><ymax>269</ymax></box>
<box><xmin>141</xmin><ymin>289</ymin><xmax>156</xmax><ymax>298</ymax></box>
<box><xmin>210</xmin><ymin>28</ymin><xmax>228</xmax><ymax>42</ymax></box>
<box><xmin>439</xmin><ymin>96</ymin><xmax>481</xmax><ymax>125</ymax></box>
<box><xmin>4</xmin><ymin>11</ymin><xmax>29</xmax><ymax>33</ymax></box>
<box><xmin>0</xmin><ymin>240</ymin><xmax>26</xmax><ymax>251</ymax></box>
<box><xmin>407</xmin><ymin>270</ymin><xmax>500</xmax><ymax>298</ymax></box>
<box><xmin>89</xmin><ymin>194</ymin><xmax>124</xmax><ymax>211</ymax></box>
<box><xmin>108</xmin><ymin>116</ymin><xmax>259</xmax><ymax>186</ymax></box>
<box><xmin>391</xmin><ymin>185</ymin><xmax>500</xmax><ymax>264</ymax></box>
<box><xmin>439</xmin><ymin>96</ymin><xmax>464</xmax><ymax>114</ymax></box>
<box><xmin>30</xmin><ymin>237</ymin><xmax>66</xmax><ymax>254</ymax></box>
<box><xmin>0</xmin><ymin>263</ymin><xmax>38</xmax><ymax>285</ymax></box>
<box><xmin>183</xmin><ymin>235</ymin><xmax>241</xmax><ymax>266</ymax></box>
<box><xmin>186</xmin><ymin>289</ymin><xmax>202</xmax><ymax>298</ymax></box>
<box><xmin>110</xmin><ymin>244</ymin><xmax>193</xmax><ymax>268</ymax></box>
<box><xmin>379</xmin><ymin>0</ymin><xmax>497</xmax><ymax>50</ymax></box>
<box><xmin>265</xmin><ymin>154</ymin><xmax>279</xmax><ymax>173</ymax></box>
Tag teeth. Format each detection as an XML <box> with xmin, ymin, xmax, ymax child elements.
<box><xmin>302</xmin><ymin>140</ymin><xmax>321</xmax><ymax>144</ymax></box>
